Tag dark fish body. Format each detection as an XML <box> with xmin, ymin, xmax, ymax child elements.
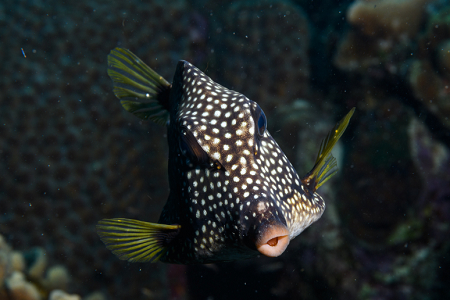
<box><xmin>97</xmin><ymin>48</ymin><xmax>355</xmax><ymax>264</ymax></box>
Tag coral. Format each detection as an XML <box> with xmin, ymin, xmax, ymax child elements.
<box><xmin>409</xmin><ymin>118</ymin><xmax>450</xmax><ymax>227</ymax></box>
<box><xmin>5</xmin><ymin>272</ymin><xmax>41</xmax><ymax>300</ymax></box>
<box><xmin>334</xmin><ymin>0</ymin><xmax>430</xmax><ymax>72</ymax></box>
<box><xmin>27</xmin><ymin>248</ymin><xmax>47</xmax><ymax>282</ymax></box>
<box><xmin>49</xmin><ymin>290</ymin><xmax>81</xmax><ymax>300</ymax></box>
<box><xmin>408</xmin><ymin>60</ymin><xmax>450</xmax><ymax>130</ymax></box>
<box><xmin>347</xmin><ymin>0</ymin><xmax>429</xmax><ymax>39</ymax></box>
<box><xmin>406</xmin><ymin>6</ymin><xmax>450</xmax><ymax>130</ymax></box>
<box><xmin>0</xmin><ymin>234</ymin><xmax>102</xmax><ymax>300</ymax></box>
<box><xmin>44</xmin><ymin>266</ymin><xmax>70</xmax><ymax>292</ymax></box>
<box><xmin>10</xmin><ymin>252</ymin><xmax>26</xmax><ymax>274</ymax></box>
<box><xmin>0</xmin><ymin>235</ymin><xmax>26</xmax><ymax>288</ymax></box>
<box><xmin>327</xmin><ymin>1</ymin><xmax>450</xmax><ymax>298</ymax></box>
<box><xmin>417</xmin><ymin>5</ymin><xmax>450</xmax><ymax>54</ymax></box>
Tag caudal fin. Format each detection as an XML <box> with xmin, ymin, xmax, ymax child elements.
<box><xmin>96</xmin><ymin>218</ymin><xmax>180</xmax><ymax>263</ymax></box>
<box><xmin>302</xmin><ymin>108</ymin><xmax>355</xmax><ymax>191</ymax></box>
<box><xmin>107</xmin><ymin>48</ymin><xmax>171</xmax><ymax>125</ymax></box>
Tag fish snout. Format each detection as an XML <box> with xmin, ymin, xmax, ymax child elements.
<box><xmin>240</xmin><ymin>198</ymin><xmax>290</xmax><ymax>257</ymax></box>
<box><xmin>255</xmin><ymin>223</ymin><xmax>290</xmax><ymax>257</ymax></box>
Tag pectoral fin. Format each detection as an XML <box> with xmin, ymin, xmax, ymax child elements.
<box><xmin>96</xmin><ymin>218</ymin><xmax>180</xmax><ymax>263</ymax></box>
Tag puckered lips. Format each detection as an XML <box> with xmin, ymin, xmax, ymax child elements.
<box><xmin>256</xmin><ymin>224</ymin><xmax>290</xmax><ymax>257</ymax></box>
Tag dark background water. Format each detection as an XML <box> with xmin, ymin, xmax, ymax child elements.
<box><xmin>1</xmin><ymin>0</ymin><xmax>449</xmax><ymax>299</ymax></box>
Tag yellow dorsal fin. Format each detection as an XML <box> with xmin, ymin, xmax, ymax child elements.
<box><xmin>302</xmin><ymin>108</ymin><xmax>355</xmax><ymax>191</ymax></box>
<box><xmin>96</xmin><ymin>218</ymin><xmax>180</xmax><ymax>263</ymax></box>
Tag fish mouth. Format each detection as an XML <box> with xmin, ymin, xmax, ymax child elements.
<box><xmin>256</xmin><ymin>224</ymin><xmax>290</xmax><ymax>257</ymax></box>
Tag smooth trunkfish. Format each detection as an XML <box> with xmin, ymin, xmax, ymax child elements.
<box><xmin>97</xmin><ymin>48</ymin><xmax>355</xmax><ymax>264</ymax></box>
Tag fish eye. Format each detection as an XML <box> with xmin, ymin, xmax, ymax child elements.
<box><xmin>257</xmin><ymin>111</ymin><xmax>267</xmax><ymax>136</ymax></box>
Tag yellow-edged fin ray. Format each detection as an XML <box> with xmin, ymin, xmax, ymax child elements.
<box><xmin>107</xmin><ymin>48</ymin><xmax>171</xmax><ymax>125</ymax></box>
<box><xmin>302</xmin><ymin>107</ymin><xmax>355</xmax><ymax>191</ymax></box>
<box><xmin>96</xmin><ymin>218</ymin><xmax>180</xmax><ymax>263</ymax></box>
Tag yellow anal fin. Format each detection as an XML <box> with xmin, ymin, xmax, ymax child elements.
<box><xmin>303</xmin><ymin>108</ymin><xmax>355</xmax><ymax>191</ymax></box>
<box><xmin>96</xmin><ymin>218</ymin><xmax>180</xmax><ymax>263</ymax></box>
<box><xmin>107</xmin><ymin>48</ymin><xmax>171</xmax><ymax>125</ymax></box>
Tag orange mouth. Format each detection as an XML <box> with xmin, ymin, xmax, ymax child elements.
<box><xmin>256</xmin><ymin>225</ymin><xmax>290</xmax><ymax>257</ymax></box>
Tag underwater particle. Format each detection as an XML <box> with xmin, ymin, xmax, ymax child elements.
<box><xmin>96</xmin><ymin>48</ymin><xmax>355</xmax><ymax>264</ymax></box>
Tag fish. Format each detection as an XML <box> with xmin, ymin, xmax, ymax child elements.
<box><xmin>97</xmin><ymin>48</ymin><xmax>355</xmax><ymax>264</ymax></box>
